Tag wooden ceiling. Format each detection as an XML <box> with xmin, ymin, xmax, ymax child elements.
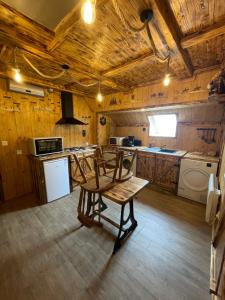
<box><xmin>0</xmin><ymin>0</ymin><xmax>225</xmax><ymax>97</ymax></box>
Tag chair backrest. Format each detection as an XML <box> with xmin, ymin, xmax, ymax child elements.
<box><xmin>95</xmin><ymin>146</ymin><xmax>137</xmax><ymax>182</ymax></box>
<box><xmin>70</xmin><ymin>153</ymin><xmax>95</xmax><ymax>184</ymax></box>
<box><xmin>117</xmin><ymin>150</ymin><xmax>137</xmax><ymax>182</ymax></box>
<box><xmin>93</xmin><ymin>150</ymin><xmax>121</xmax><ymax>190</ymax></box>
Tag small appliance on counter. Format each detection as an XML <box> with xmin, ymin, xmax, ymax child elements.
<box><xmin>134</xmin><ymin>139</ymin><xmax>142</xmax><ymax>146</ymax></box>
<box><xmin>109</xmin><ymin>137</ymin><xmax>125</xmax><ymax>145</ymax></box>
<box><xmin>122</xmin><ymin>136</ymin><xmax>142</xmax><ymax>147</ymax></box>
<box><xmin>29</xmin><ymin>137</ymin><xmax>64</xmax><ymax>156</ymax></box>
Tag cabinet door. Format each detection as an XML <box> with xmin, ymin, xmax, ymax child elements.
<box><xmin>144</xmin><ymin>154</ymin><xmax>156</xmax><ymax>183</ymax></box>
<box><xmin>155</xmin><ymin>155</ymin><xmax>180</xmax><ymax>192</ymax></box>
<box><xmin>136</xmin><ymin>155</ymin><xmax>146</xmax><ymax>179</ymax></box>
<box><xmin>137</xmin><ymin>153</ymin><xmax>156</xmax><ymax>182</ymax></box>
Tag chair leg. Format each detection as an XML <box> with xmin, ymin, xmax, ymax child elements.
<box><xmin>113</xmin><ymin>199</ymin><xmax>138</xmax><ymax>255</ymax></box>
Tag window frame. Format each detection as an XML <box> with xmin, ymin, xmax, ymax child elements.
<box><xmin>148</xmin><ymin>113</ymin><xmax>178</xmax><ymax>138</ymax></box>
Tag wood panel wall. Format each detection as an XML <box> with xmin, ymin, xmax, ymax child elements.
<box><xmin>108</xmin><ymin>104</ymin><xmax>225</xmax><ymax>155</ymax></box>
<box><xmin>90</xmin><ymin>69</ymin><xmax>219</xmax><ymax>113</ymax></box>
<box><xmin>0</xmin><ymin>79</ymin><xmax>96</xmax><ymax>201</ymax></box>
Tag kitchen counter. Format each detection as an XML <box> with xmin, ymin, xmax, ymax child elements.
<box><xmin>29</xmin><ymin>152</ymin><xmax>71</xmax><ymax>161</ymax></box>
<box><xmin>139</xmin><ymin>147</ymin><xmax>187</xmax><ymax>157</ymax></box>
<box><xmin>119</xmin><ymin>146</ymin><xmax>148</xmax><ymax>152</ymax></box>
<box><xmin>119</xmin><ymin>146</ymin><xmax>187</xmax><ymax>157</ymax></box>
<box><xmin>184</xmin><ymin>152</ymin><xmax>219</xmax><ymax>163</ymax></box>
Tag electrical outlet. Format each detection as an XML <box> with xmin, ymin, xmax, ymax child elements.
<box><xmin>16</xmin><ymin>150</ymin><xmax>22</xmax><ymax>155</ymax></box>
<box><xmin>1</xmin><ymin>141</ymin><xmax>8</xmax><ymax>146</ymax></box>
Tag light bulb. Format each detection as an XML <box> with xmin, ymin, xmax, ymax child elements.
<box><xmin>81</xmin><ymin>0</ymin><xmax>96</xmax><ymax>24</ymax></box>
<box><xmin>163</xmin><ymin>74</ymin><xmax>170</xmax><ymax>87</ymax></box>
<box><xmin>97</xmin><ymin>92</ymin><xmax>103</xmax><ymax>102</ymax></box>
<box><xmin>13</xmin><ymin>68</ymin><xmax>23</xmax><ymax>83</ymax></box>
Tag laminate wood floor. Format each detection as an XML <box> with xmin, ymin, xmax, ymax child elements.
<box><xmin>0</xmin><ymin>187</ymin><xmax>211</xmax><ymax>300</ymax></box>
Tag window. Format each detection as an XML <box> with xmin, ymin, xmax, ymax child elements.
<box><xmin>148</xmin><ymin>114</ymin><xmax>177</xmax><ymax>137</ymax></box>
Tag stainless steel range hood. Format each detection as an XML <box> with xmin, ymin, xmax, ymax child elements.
<box><xmin>56</xmin><ymin>92</ymin><xmax>87</xmax><ymax>125</ymax></box>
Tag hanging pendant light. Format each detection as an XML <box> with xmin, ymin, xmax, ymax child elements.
<box><xmin>96</xmin><ymin>81</ymin><xmax>103</xmax><ymax>102</ymax></box>
<box><xmin>13</xmin><ymin>68</ymin><xmax>23</xmax><ymax>83</ymax></box>
<box><xmin>163</xmin><ymin>73</ymin><xmax>170</xmax><ymax>87</ymax></box>
<box><xmin>163</xmin><ymin>56</ymin><xmax>171</xmax><ymax>87</ymax></box>
<box><xmin>12</xmin><ymin>48</ymin><xmax>23</xmax><ymax>83</ymax></box>
<box><xmin>81</xmin><ymin>0</ymin><xmax>96</xmax><ymax>24</ymax></box>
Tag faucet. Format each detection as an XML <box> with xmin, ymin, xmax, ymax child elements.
<box><xmin>160</xmin><ymin>144</ymin><xmax>167</xmax><ymax>150</ymax></box>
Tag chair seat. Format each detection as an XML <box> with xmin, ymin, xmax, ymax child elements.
<box><xmin>81</xmin><ymin>175</ymin><xmax>116</xmax><ymax>192</ymax></box>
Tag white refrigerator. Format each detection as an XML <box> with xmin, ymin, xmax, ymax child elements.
<box><xmin>43</xmin><ymin>157</ymin><xmax>70</xmax><ymax>202</ymax></box>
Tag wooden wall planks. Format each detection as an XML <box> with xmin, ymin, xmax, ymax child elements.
<box><xmin>94</xmin><ymin>69</ymin><xmax>219</xmax><ymax>113</ymax></box>
<box><xmin>108</xmin><ymin>103</ymin><xmax>225</xmax><ymax>154</ymax></box>
<box><xmin>0</xmin><ymin>78</ymin><xmax>96</xmax><ymax>201</ymax></box>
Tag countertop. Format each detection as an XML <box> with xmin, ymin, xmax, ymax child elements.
<box><xmin>29</xmin><ymin>148</ymin><xmax>95</xmax><ymax>161</ymax></box>
<box><xmin>184</xmin><ymin>152</ymin><xmax>219</xmax><ymax>163</ymax></box>
<box><xmin>119</xmin><ymin>146</ymin><xmax>187</xmax><ymax>157</ymax></box>
<box><xmin>30</xmin><ymin>152</ymin><xmax>71</xmax><ymax>161</ymax></box>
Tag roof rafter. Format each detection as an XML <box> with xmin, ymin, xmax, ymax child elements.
<box><xmin>181</xmin><ymin>21</ymin><xmax>225</xmax><ymax>49</ymax></box>
<box><xmin>102</xmin><ymin>52</ymin><xmax>155</xmax><ymax>77</ymax></box>
<box><xmin>150</xmin><ymin>0</ymin><xmax>193</xmax><ymax>77</ymax></box>
<box><xmin>48</xmin><ymin>0</ymin><xmax>109</xmax><ymax>52</ymax></box>
<box><xmin>0</xmin><ymin>2</ymin><xmax>127</xmax><ymax>94</ymax></box>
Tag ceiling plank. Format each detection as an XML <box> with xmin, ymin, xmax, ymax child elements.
<box><xmin>150</xmin><ymin>0</ymin><xmax>193</xmax><ymax>77</ymax></box>
<box><xmin>102</xmin><ymin>52</ymin><xmax>155</xmax><ymax>77</ymax></box>
<box><xmin>181</xmin><ymin>21</ymin><xmax>225</xmax><ymax>49</ymax></box>
<box><xmin>0</xmin><ymin>2</ymin><xmax>128</xmax><ymax>93</ymax></box>
<box><xmin>101</xmin><ymin>78</ymin><xmax>130</xmax><ymax>91</ymax></box>
<box><xmin>48</xmin><ymin>0</ymin><xmax>109</xmax><ymax>52</ymax></box>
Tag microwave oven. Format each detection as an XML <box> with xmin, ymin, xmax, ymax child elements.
<box><xmin>109</xmin><ymin>137</ymin><xmax>125</xmax><ymax>145</ymax></box>
<box><xmin>29</xmin><ymin>137</ymin><xmax>64</xmax><ymax>156</ymax></box>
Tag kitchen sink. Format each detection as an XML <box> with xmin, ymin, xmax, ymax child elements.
<box><xmin>159</xmin><ymin>149</ymin><xmax>177</xmax><ymax>153</ymax></box>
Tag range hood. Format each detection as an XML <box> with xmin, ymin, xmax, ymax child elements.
<box><xmin>56</xmin><ymin>92</ymin><xmax>87</xmax><ymax>125</ymax></box>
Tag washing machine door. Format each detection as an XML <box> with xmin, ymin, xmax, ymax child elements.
<box><xmin>123</xmin><ymin>158</ymin><xmax>131</xmax><ymax>170</ymax></box>
<box><xmin>182</xmin><ymin>168</ymin><xmax>209</xmax><ymax>192</ymax></box>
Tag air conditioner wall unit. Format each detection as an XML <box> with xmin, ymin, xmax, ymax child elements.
<box><xmin>8</xmin><ymin>80</ymin><xmax>45</xmax><ymax>97</ymax></box>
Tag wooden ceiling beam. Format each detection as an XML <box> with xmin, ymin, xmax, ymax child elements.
<box><xmin>102</xmin><ymin>52</ymin><xmax>155</xmax><ymax>77</ymax></box>
<box><xmin>0</xmin><ymin>3</ymin><xmax>53</xmax><ymax>51</ymax></box>
<box><xmin>181</xmin><ymin>21</ymin><xmax>225</xmax><ymax>49</ymax></box>
<box><xmin>48</xmin><ymin>2</ymin><xmax>82</xmax><ymax>52</ymax></box>
<box><xmin>48</xmin><ymin>0</ymin><xmax>109</xmax><ymax>52</ymax></box>
<box><xmin>0</xmin><ymin>2</ymin><xmax>128</xmax><ymax>93</ymax></box>
<box><xmin>150</xmin><ymin>0</ymin><xmax>193</xmax><ymax>77</ymax></box>
<box><xmin>0</xmin><ymin>70</ymin><xmax>92</xmax><ymax>97</ymax></box>
<box><xmin>101</xmin><ymin>78</ymin><xmax>130</xmax><ymax>91</ymax></box>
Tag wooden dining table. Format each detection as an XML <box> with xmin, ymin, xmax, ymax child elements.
<box><xmin>78</xmin><ymin>175</ymin><xmax>149</xmax><ymax>254</ymax></box>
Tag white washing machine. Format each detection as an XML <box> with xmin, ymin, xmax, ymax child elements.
<box><xmin>178</xmin><ymin>157</ymin><xmax>218</xmax><ymax>204</ymax></box>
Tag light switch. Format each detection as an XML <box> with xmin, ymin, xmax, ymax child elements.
<box><xmin>16</xmin><ymin>150</ymin><xmax>22</xmax><ymax>155</ymax></box>
<box><xmin>1</xmin><ymin>141</ymin><xmax>8</xmax><ymax>146</ymax></box>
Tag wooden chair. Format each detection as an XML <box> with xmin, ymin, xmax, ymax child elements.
<box><xmin>96</xmin><ymin>146</ymin><xmax>137</xmax><ymax>182</ymax></box>
<box><xmin>70</xmin><ymin>153</ymin><xmax>95</xmax><ymax>186</ymax></box>
<box><xmin>117</xmin><ymin>149</ymin><xmax>137</xmax><ymax>182</ymax></box>
<box><xmin>77</xmin><ymin>151</ymin><xmax>121</xmax><ymax>227</ymax></box>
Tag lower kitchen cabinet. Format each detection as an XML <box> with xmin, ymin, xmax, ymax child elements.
<box><xmin>155</xmin><ymin>154</ymin><xmax>180</xmax><ymax>193</ymax></box>
<box><xmin>136</xmin><ymin>153</ymin><xmax>156</xmax><ymax>183</ymax></box>
<box><xmin>136</xmin><ymin>152</ymin><xmax>180</xmax><ymax>193</ymax></box>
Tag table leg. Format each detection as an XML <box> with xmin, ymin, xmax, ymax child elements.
<box><xmin>113</xmin><ymin>199</ymin><xmax>138</xmax><ymax>254</ymax></box>
<box><xmin>99</xmin><ymin>195</ymin><xmax>108</xmax><ymax>212</ymax></box>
